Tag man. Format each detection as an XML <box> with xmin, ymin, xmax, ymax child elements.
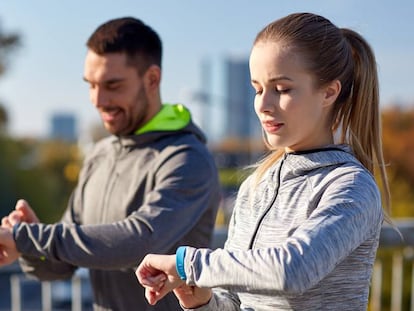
<box><xmin>0</xmin><ymin>17</ymin><xmax>221</xmax><ymax>310</ymax></box>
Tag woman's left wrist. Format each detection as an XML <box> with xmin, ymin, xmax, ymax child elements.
<box><xmin>176</xmin><ymin>246</ymin><xmax>187</xmax><ymax>281</ymax></box>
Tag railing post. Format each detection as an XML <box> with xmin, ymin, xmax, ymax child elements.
<box><xmin>41</xmin><ymin>281</ymin><xmax>52</xmax><ymax>311</ymax></box>
<box><xmin>10</xmin><ymin>274</ymin><xmax>21</xmax><ymax>311</ymax></box>
<box><xmin>72</xmin><ymin>275</ymin><xmax>82</xmax><ymax>311</ymax></box>
<box><xmin>412</xmin><ymin>261</ymin><xmax>414</xmax><ymax>311</ymax></box>
<box><xmin>370</xmin><ymin>260</ymin><xmax>383</xmax><ymax>311</ymax></box>
<box><xmin>391</xmin><ymin>251</ymin><xmax>404</xmax><ymax>311</ymax></box>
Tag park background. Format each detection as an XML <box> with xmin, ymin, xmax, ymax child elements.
<box><xmin>1</xmin><ymin>1</ymin><xmax>414</xmax><ymax>310</ymax></box>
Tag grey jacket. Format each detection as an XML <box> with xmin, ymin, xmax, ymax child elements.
<box><xmin>182</xmin><ymin>146</ymin><xmax>383</xmax><ymax>311</ymax></box>
<box><xmin>13</xmin><ymin>117</ymin><xmax>221</xmax><ymax>311</ymax></box>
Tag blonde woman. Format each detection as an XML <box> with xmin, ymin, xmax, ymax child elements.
<box><xmin>136</xmin><ymin>12</ymin><xmax>390</xmax><ymax>311</ymax></box>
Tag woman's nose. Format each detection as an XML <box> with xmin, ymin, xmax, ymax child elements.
<box><xmin>258</xmin><ymin>91</ymin><xmax>277</xmax><ymax>113</ymax></box>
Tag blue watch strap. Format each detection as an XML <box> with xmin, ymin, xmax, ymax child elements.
<box><xmin>176</xmin><ymin>246</ymin><xmax>187</xmax><ymax>280</ymax></box>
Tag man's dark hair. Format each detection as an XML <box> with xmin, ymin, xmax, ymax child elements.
<box><xmin>86</xmin><ymin>17</ymin><xmax>162</xmax><ymax>74</ymax></box>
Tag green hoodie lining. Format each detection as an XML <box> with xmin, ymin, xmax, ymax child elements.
<box><xmin>135</xmin><ymin>103</ymin><xmax>191</xmax><ymax>135</ymax></box>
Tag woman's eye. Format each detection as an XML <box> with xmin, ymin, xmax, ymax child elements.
<box><xmin>276</xmin><ymin>88</ymin><xmax>290</xmax><ymax>94</ymax></box>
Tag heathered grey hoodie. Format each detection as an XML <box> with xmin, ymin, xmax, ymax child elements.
<box><xmin>13</xmin><ymin>104</ymin><xmax>221</xmax><ymax>311</ymax></box>
<box><xmin>181</xmin><ymin>145</ymin><xmax>383</xmax><ymax>311</ymax></box>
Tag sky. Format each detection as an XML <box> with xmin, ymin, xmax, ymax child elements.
<box><xmin>1</xmin><ymin>0</ymin><xmax>414</xmax><ymax>138</ymax></box>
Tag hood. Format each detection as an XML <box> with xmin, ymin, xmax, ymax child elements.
<box><xmin>283</xmin><ymin>144</ymin><xmax>364</xmax><ymax>176</ymax></box>
<box><xmin>111</xmin><ymin>103</ymin><xmax>207</xmax><ymax>147</ymax></box>
<box><xmin>135</xmin><ymin>103</ymin><xmax>191</xmax><ymax>134</ymax></box>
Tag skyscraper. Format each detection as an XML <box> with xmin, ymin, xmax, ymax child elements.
<box><xmin>50</xmin><ymin>112</ymin><xmax>77</xmax><ymax>142</ymax></box>
<box><xmin>198</xmin><ymin>55</ymin><xmax>261</xmax><ymax>142</ymax></box>
<box><xmin>224</xmin><ymin>56</ymin><xmax>259</xmax><ymax>139</ymax></box>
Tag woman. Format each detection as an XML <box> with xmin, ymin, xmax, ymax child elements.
<box><xmin>136</xmin><ymin>12</ymin><xmax>390</xmax><ymax>311</ymax></box>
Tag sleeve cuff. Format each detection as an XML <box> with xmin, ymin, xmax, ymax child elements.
<box><xmin>12</xmin><ymin>223</ymin><xmax>19</xmax><ymax>239</ymax></box>
<box><xmin>176</xmin><ymin>246</ymin><xmax>187</xmax><ymax>280</ymax></box>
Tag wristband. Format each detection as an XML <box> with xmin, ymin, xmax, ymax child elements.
<box><xmin>176</xmin><ymin>246</ymin><xmax>187</xmax><ymax>280</ymax></box>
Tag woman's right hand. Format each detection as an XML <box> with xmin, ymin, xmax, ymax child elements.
<box><xmin>136</xmin><ymin>254</ymin><xmax>184</xmax><ymax>305</ymax></box>
<box><xmin>136</xmin><ymin>253</ymin><xmax>212</xmax><ymax>307</ymax></box>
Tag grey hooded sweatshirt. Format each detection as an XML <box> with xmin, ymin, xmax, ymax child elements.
<box><xmin>181</xmin><ymin>146</ymin><xmax>383</xmax><ymax>311</ymax></box>
<box><xmin>13</xmin><ymin>104</ymin><xmax>221</xmax><ymax>311</ymax></box>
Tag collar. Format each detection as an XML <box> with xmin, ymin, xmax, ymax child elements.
<box><xmin>135</xmin><ymin>103</ymin><xmax>191</xmax><ymax>135</ymax></box>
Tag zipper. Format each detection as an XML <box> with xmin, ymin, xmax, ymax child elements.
<box><xmin>100</xmin><ymin>140</ymin><xmax>122</xmax><ymax>222</ymax></box>
<box><xmin>247</xmin><ymin>153</ymin><xmax>287</xmax><ymax>250</ymax></box>
<box><xmin>246</xmin><ymin>146</ymin><xmax>348</xmax><ymax>249</ymax></box>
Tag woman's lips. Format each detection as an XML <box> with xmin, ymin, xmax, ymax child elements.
<box><xmin>262</xmin><ymin>120</ymin><xmax>284</xmax><ymax>133</ymax></box>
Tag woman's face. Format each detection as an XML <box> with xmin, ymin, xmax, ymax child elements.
<box><xmin>249</xmin><ymin>41</ymin><xmax>336</xmax><ymax>152</ymax></box>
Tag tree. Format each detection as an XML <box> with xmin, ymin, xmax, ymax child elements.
<box><xmin>0</xmin><ymin>104</ymin><xmax>8</xmax><ymax>133</ymax></box>
<box><xmin>0</xmin><ymin>19</ymin><xmax>21</xmax><ymax>132</ymax></box>
<box><xmin>0</xmin><ymin>19</ymin><xmax>80</xmax><ymax>222</ymax></box>
<box><xmin>0</xmin><ymin>18</ymin><xmax>22</xmax><ymax>216</ymax></box>
<box><xmin>0</xmin><ymin>20</ymin><xmax>21</xmax><ymax>77</ymax></box>
<box><xmin>381</xmin><ymin>106</ymin><xmax>414</xmax><ymax>217</ymax></box>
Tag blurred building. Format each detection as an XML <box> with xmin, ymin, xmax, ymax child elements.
<box><xmin>224</xmin><ymin>57</ymin><xmax>259</xmax><ymax>139</ymax></box>
<box><xmin>196</xmin><ymin>55</ymin><xmax>261</xmax><ymax>143</ymax></box>
<box><xmin>193</xmin><ymin>55</ymin><xmax>265</xmax><ymax>170</ymax></box>
<box><xmin>49</xmin><ymin>112</ymin><xmax>77</xmax><ymax>142</ymax></box>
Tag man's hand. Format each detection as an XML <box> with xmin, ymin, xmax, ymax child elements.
<box><xmin>0</xmin><ymin>226</ymin><xmax>20</xmax><ymax>266</ymax></box>
<box><xmin>0</xmin><ymin>199</ymin><xmax>34</xmax><ymax>267</ymax></box>
<box><xmin>1</xmin><ymin>199</ymin><xmax>39</xmax><ymax>229</ymax></box>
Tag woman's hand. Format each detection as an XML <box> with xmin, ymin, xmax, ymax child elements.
<box><xmin>136</xmin><ymin>253</ymin><xmax>213</xmax><ymax>307</ymax></box>
<box><xmin>136</xmin><ymin>254</ymin><xmax>184</xmax><ymax>305</ymax></box>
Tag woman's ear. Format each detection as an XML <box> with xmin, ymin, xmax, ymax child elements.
<box><xmin>323</xmin><ymin>79</ymin><xmax>341</xmax><ymax>107</ymax></box>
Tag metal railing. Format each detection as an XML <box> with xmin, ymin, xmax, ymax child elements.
<box><xmin>0</xmin><ymin>220</ymin><xmax>413</xmax><ymax>311</ymax></box>
<box><xmin>370</xmin><ymin>220</ymin><xmax>414</xmax><ymax>311</ymax></box>
<box><xmin>8</xmin><ymin>274</ymin><xmax>87</xmax><ymax>311</ymax></box>
<box><xmin>0</xmin><ymin>266</ymin><xmax>92</xmax><ymax>311</ymax></box>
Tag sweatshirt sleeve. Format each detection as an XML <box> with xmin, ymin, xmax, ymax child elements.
<box><xmin>14</xmin><ymin>142</ymin><xmax>220</xmax><ymax>276</ymax></box>
<box><xmin>182</xmin><ymin>288</ymin><xmax>241</xmax><ymax>311</ymax></box>
<box><xmin>182</xmin><ymin>170</ymin><xmax>383</xmax><ymax>296</ymax></box>
<box><xmin>16</xmin><ymin>199</ymin><xmax>80</xmax><ymax>281</ymax></box>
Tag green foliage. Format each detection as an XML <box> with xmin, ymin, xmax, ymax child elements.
<box><xmin>218</xmin><ymin>167</ymin><xmax>251</xmax><ymax>187</ymax></box>
<box><xmin>0</xmin><ymin>104</ymin><xmax>8</xmax><ymax>132</ymax></box>
<box><xmin>0</xmin><ymin>136</ymin><xmax>18</xmax><ymax>217</ymax></box>
<box><xmin>382</xmin><ymin>107</ymin><xmax>414</xmax><ymax>218</ymax></box>
<box><xmin>0</xmin><ymin>137</ymin><xmax>80</xmax><ymax>222</ymax></box>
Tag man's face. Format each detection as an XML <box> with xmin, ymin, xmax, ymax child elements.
<box><xmin>83</xmin><ymin>50</ymin><xmax>151</xmax><ymax>135</ymax></box>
